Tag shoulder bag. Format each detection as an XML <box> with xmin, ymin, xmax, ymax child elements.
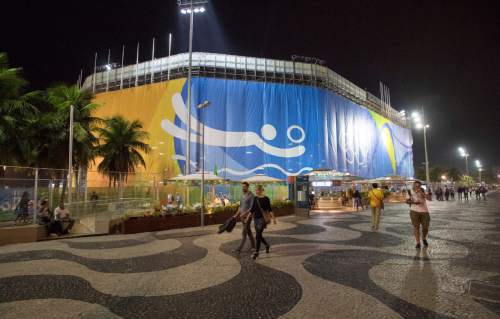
<box><xmin>255</xmin><ymin>197</ymin><xmax>272</xmax><ymax>224</ymax></box>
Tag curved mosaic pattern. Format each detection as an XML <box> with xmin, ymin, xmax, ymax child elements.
<box><xmin>0</xmin><ymin>192</ymin><xmax>499</xmax><ymax>318</ymax></box>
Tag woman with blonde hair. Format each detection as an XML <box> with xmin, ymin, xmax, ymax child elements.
<box><xmin>250</xmin><ymin>184</ymin><xmax>276</xmax><ymax>260</ymax></box>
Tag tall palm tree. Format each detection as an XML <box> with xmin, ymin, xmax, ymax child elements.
<box><xmin>0</xmin><ymin>52</ymin><xmax>40</xmax><ymax>165</ymax></box>
<box><xmin>45</xmin><ymin>84</ymin><xmax>101</xmax><ymax>169</ymax></box>
<box><xmin>96</xmin><ymin>116</ymin><xmax>151</xmax><ymax>187</ymax></box>
<box><xmin>40</xmin><ymin>84</ymin><xmax>101</xmax><ymax>199</ymax></box>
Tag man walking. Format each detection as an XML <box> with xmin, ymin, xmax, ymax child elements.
<box><xmin>234</xmin><ymin>182</ymin><xmax>256</xmax><ymax>254</ymax></box>
<box><xmin>406</xmin><ymin>180</ymin><xmax>432</xmax><ymax>249</ymax></box>
<box><xmin>367</xmin><ymin>183</ymin><xmax>384</xmax><ymax>230</ymax></box>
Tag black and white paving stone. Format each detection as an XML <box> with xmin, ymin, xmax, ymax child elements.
<box><xmin>0</xmin><ymin>192</ymin><xmax>499</xmax><ymax>318</ymax></box>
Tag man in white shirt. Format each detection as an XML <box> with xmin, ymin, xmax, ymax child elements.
<box><xmin>406</xmin><ymin>180</ymin><xmax>432</xmax><ymax>249</ymax></box>
<box><xmin>54</xmin><ymin>201</ymin><xmax>74</xmax><ymax>234</ymax></box>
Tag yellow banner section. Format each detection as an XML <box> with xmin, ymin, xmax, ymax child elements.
<box><xmin>88</xmin><ymin>79</ymin><xmax>186</xmax><ymax>186</ymax></box>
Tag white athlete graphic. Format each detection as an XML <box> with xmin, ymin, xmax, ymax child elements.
<box><xmin>161</xmin><ymin>93</ymin><xmax>306</xmax><ymax>158</ymax></box>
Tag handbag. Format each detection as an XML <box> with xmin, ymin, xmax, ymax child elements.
<box><xmin>255</xmin><ymin>197</ymin><xmax>272</xmax><ymax>224</ymax></box>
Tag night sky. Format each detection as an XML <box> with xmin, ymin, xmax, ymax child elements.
<box><xmin>1</xmin><ymin>0</ymin><xmax>499</xmax><ymax>171</ymax></box>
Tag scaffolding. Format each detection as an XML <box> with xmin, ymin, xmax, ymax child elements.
<box><xmin>82</xmin><ymin>52</ymin><xmax>409</xmax><ymax>127</ymax></box>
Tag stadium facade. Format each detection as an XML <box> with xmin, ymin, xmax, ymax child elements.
<box><xmin>82</xmin><ymin>52</ymin><xmax>414</xmax><ymax>180</ymax></box>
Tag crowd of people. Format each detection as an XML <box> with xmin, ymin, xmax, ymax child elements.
<box><xmin>433</xmin><ymin>185</ymin><xmax>488</xmax><ymax>201</ymax></box>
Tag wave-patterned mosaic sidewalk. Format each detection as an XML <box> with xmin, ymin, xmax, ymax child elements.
<box><xmin>1</xmin><ymin>193</ymin><xmax>499</xmax><ymax>318</ymax></box>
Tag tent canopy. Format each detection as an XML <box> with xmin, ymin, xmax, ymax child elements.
<box><xmin>241</xmin><ymin>174</ymin><xmax>284</xmax><ymax>183</ymax></box>
<box><xmin>169</xmin><ymin>172</ymin><xmax>225</xmax><ymax>182</ymax></box>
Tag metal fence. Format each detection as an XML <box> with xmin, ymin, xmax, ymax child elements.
<box><xmin>0</xmin><ymin>165</ymin><xmax>289</xmax><ymax>234</ymax></box>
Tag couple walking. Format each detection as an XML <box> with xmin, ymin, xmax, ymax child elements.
<box><xmin>234</xmin><ymin>182</ymin><xmax>276</xmax><ymax>260</ymax></box>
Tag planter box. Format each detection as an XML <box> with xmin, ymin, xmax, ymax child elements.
<box><xmin>119</xmin><ymin>206</ymin><xmax>295</xmax><ymax>235</ymax></box>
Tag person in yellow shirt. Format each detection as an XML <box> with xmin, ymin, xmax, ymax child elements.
<box><xmin>367</xmin><ymin>183</ymin><xmax>384</xmax><ymax>230</ymax></box>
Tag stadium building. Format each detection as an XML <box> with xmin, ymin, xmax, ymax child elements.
<box><xmin>82</xmin><ymin>52</ymin><xmax>414</xmax><ymax>181</ymax></box>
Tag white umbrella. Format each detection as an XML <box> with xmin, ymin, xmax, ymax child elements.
<box><xmin>169</xmin><ymin>172</ymin><xmax>225</xmax><ymax>182</ymax></box>
<box><xmin>242</xmin><ymin>174</ymin><xmax>284</xmax><ymax>183</ymax></box>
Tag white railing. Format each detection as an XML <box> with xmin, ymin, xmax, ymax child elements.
<box><xmin>82</xmin><ymin>52</ymin><xmax>408</xmax><ymax>127</ymax></box>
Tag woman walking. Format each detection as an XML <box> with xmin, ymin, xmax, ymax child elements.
<box><xmin>251</xmin><ymin>185</ymin><xmax>276</xmax><ymax>260</ymax></box>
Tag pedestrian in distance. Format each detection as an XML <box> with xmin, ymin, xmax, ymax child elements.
<box><xmin>353</xmin><ymin>189</ymin><xmax>364</xmax><ymax>211</ymax></box>
<box><xmin>480</xmin><ymin>186</ymin><xmax>488</xmax><ymax>200</ymax></box>
<box><xmin>406</xmin><ymin>180</ymin><xmax>432</xmax><ymax>249</ymax></box>
<box><xmin>233</xmin><ymin>182</ymin><xmax>256</xmax><ymax>255</ymax></box>
<box><xmin>475</xmin><ymin>188</ymin><xmax>481</xmax><ymax>200</ymax></box>
<box><xmin>464</xmin><ymin>187</ymin><xmax>469</xmax><ymax>201</ymax></box>
<box><xmin>450</xmin><ymin>187</ymin><xmax>455</xmax><ymax>200</ymax></box>
<box><xmin>444</xmin><ymin>186</ymin><xmax>450</xmax><ymax>201</ymax></box>
<box><xmin>367</xmin><ymin>183</ymin><xmax>384</xmax><ymax>230</ymax></box>
<box><xmin>250</xmin><ymin>185</ymin><xmax>276</xmax><ymax>260</ymax></box>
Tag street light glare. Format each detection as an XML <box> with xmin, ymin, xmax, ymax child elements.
<box><xmin>415</xmin><ymin>123</ymin><xmax>424</xmax><ymax>129</ymax></box>
<box><xmin>180</xmin><ymin>8</ymin><xmax>187</xmax><ymax>14</ymax></box>
<box><xmin>411</xmin><ymin>111</ymin><xmax>419</xmax><ymax>119</ymax></box>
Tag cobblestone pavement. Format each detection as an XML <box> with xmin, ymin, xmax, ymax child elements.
<box><xmin>0</xmin><ymin>192</ymin><xmax>499</xmax><ymax>318</ymax></box>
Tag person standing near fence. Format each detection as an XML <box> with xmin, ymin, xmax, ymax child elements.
<box><xmin>367</xmin><ymin>183</ymin><xmax>384</xmax><ymax>230</ymax></box>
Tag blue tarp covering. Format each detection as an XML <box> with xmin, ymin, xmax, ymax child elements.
<box><xmin>171</xmin><ymin>77</ymin><xmax>413</xmax><ymax>180</ymax></box>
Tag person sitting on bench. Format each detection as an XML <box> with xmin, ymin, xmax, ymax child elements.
<box><xmin>54</xmin><ymin>201</ymin><xmax>75</xmax><ymax>234</ymax></box>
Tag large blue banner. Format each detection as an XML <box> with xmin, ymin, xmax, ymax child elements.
<box><xmin>161</xmin><ymin>77</ymin><xmax>414</xmax><ymax>180</ymax></box>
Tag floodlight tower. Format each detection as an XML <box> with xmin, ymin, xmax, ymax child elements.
<box><xmin>458</xmin><ymin>147</ymin><xmax>470</xmax><ymax>175</ymax></box>
<box><xmin>475</xmin><ymin>160</ymin><xmax>483</xmax><ymax>183</ymax></box>
<box><xmin>177</xmin><ymin>0</ymin><xmax>207</xmax><ymax>175</ymax></box>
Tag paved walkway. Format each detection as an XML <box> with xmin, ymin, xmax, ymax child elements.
<box><xmin>0</xmin><ymin>193</ymin><xmax>499</xmax><ymax>318</ymax></box>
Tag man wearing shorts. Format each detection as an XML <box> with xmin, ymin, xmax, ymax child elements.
<box><xmin>406</xmin><ymin>180</ymin><xmax>432</xmax><ymax>249</ymax></box>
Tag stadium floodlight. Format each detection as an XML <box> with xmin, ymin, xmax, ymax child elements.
<box><xmin>475</xmin><ymin>160</ymin><xmax>482</xmax><ymax>168</ymax></box>
<box><xmin>177</xmin><ymin>0</ymin><xmax>208</xmax><ymax>176</ymax></box>
<box><xmin>458</xmin><ymin>146</ymin><xmax>470</xmax><ymax>175</ymax></box>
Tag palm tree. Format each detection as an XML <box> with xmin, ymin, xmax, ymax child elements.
<box><xmin>0</xmin><ymin>52</ymin><xmax>40</xmax><ymax>165</ymax></box>
<box><xmin>45</xmin><ymin>84</ymin><xmax>101</xmax><ymax>168</ymax></box>
<box><xmin>42</xmin><ymin>84</ymin><xmax>102</xmax><ymax>198</ymax></box>
<box><xmin>96</xmin><ymin>116</ymin><xmax>151</xmax><ymax>187</ymax></box>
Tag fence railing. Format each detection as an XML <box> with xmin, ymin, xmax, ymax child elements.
<box><xmin>82</xmin><ymin>52</ymin><xmax>409</xmax><ymax>127</ymax></box>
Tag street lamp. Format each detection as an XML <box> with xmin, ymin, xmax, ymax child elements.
<box><xmin>197</xmin><ymin>100</ymin><xmax>210</xmax><ymax>226</ymax></box>
<box><xmin>411</xmin><ymin>108</ymin><xmax>431</xmax><ymax>188</ymax></box>
<box><xmin>458</xmin><ymin>147</ymin><xmax>470</xmax><ymax>175</ymax></box>
<box><xmin>475</xmin><ymin>159</ymin><xmax>483</xmax><ymax>184</ymax></box>
<box><xmin>178</xmin><ymin>0</ymin><xmax>207</xmax><ymax>175</ymax></box>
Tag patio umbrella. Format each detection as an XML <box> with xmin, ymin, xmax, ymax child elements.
<box><xmin>241</xmin><ymin>174</ymin><xmax>284</xmax><ymax>183</ymax></box>
<box><xmin>169</xmin><ymin>172</ymin><xmax>225</xmax><ymax>182</ymax></box>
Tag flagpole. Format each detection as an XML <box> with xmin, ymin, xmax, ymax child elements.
<box><xmin>120</xmin><ymin>44</ymin><xmax>125</xmax><ymax>89</ymax></box>
<box><xmin>135</xmin><ymin>42</ymin><xmax>140</xmax><ymax>87</ymax></box>
<box><xmin>151</xmin><ymin>37</ymin><xmax>155</xmax><ymax>84</ymax></box>
<box><xmin>168</xmin><ymin>33</ymin><xmax>172</xmax><ymax>80</ymax></box>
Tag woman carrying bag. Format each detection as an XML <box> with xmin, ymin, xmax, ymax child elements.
<box><xmin>250</xmin><ymin>185</ymin><xmax>276</xmax><ymax>260</ymax></box>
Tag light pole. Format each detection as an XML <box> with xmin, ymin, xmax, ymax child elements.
<box><xmin>458</xmin><ymin>147</ymin><xmax>470</xmax><ymax>175</ymax></box>
<box><xmin>178</xmin><ymin>0</ymin><xmax>207</xmax><ymax>175</ymax></box>
<box><xmin>197</xmin><ymin>100</ymin><xmax>210</xmax><ymax>226</ymax></box>
<box><xmin>67</xmin><ymin>105</ymin><xmax>74</xmax><ymax>204</ymax></box>
<box><xmin>475</xmin><ymin>160</ymin><xmax>483</xmax><ymax>184</ymax></box>
<box><xmin>411</xmin><ymin>108</ymin><xmax>431</xmax><ymax>187</ymax></box>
